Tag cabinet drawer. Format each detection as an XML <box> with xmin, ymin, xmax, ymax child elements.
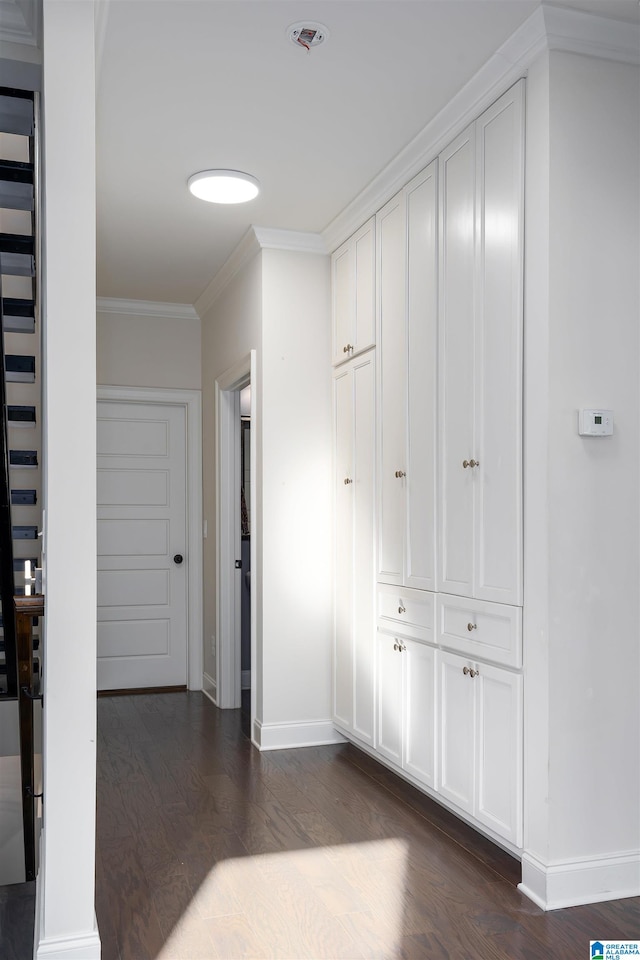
<box><xmin>437</xmin><ymin>594</ymin><xmax>521</xmax><ymax>668</ymax></box>
<box><xmin>377</xmin><ymin>584</ymin><xmax>435</xmax><ymax>642</ymax></box>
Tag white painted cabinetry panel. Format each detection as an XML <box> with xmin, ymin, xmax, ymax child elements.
<box><xmin>331</xmin><ymin>217</ymin><xmax>375</xmax><ymax>365</ymax></box>
<box><xmin>376</xmin><ymin>630</ymin><xmax>437</xmax><ymax>791</ymax></box>
<box><xmin>377</xmin><ymin>161</ymin><xmax>438</xmax><ymax>591</ymax></box>
<box><xmin>333</xmin><ymin>353</ymin><xmax>375</xmax><ymax>744</ymax></box>
<box><xmin>376</xmin><ymin>191</ymin><xmax>406</xmax><ymax>584</ymax></box>
<box><xmin>439</xmin><ymin>649</ymin><xmax>522</xmax><ymax>845</ymax></box>
<box><xmin>437</xmin><ymin>593</ymin><xmax>522</xmax><ymax>668</ymax></box>
<box><xmin>438</xmin><ymin>80</ymin><xmax>524</xmax><ymax>607</ymax></box>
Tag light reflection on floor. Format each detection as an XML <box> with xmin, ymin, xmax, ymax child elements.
<box><xmin>156</xmin><ymin>838</ymin><xmax>409</xmax><ymax>960</ymax></box>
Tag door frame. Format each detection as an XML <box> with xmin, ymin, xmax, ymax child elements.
<box><xmin>215</xmin><ymin>352</ymin><xmax>257</xmax><ymax>727</ymax></box>
<box><xmin>97</xmin><ymin>385</ymin><xmax>203</xmax><ymax>690</ymax></box>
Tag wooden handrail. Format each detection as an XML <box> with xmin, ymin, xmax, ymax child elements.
<box><xmin>15</xmin><ymin>593</ymin><xmax>44</xmax><ymax>881</ymax></box>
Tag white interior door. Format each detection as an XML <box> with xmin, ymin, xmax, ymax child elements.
<box><xmin>97</xmin><ymin>400</ymin><xmax>188</xmax><ymax>690</ymax></box>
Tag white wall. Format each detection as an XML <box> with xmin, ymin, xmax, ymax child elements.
<box><xmin>38</xmin><ymin>1</ymin><xmax>100</xmax><ymax>956</ymax></box>
<box><xmin>523</xmin><ymin>48</ymin><xmax>640</xmax><ymax>906</ymax></box>
<box><xmin>260</xmin><ymin>248</ymin><xmax>333</xmax><ymax>741</ymax></box>
<box><xmin>546</xmin><ymin>50</ymin><xmax>639</xmax><ymax>859</ymax></box>
<box><xmin>97</xmin><ymin>309</ymin><xmax>202</xmax><ymax>389</ymax></box>
<box><xmin>200</xmin><ymin>242</ymin><xmax>335</xmax><ymax>745</ymax></box>
<box><xmin>200</xmin><ymin>253</ymin><xmax>262</xmax><ymax>690</ymax></box>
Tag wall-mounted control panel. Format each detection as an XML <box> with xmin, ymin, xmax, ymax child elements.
<box><xmin>578</xmin><ymin>409</ymin><xmax>613</xmax><ymax>437</ymax></box>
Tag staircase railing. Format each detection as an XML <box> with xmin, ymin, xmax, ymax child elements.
<box><xmin>15</xmin><ymin>593</ymin><xmax>43</xmax><ymax>881</ymax></box>
<box><xmin>0</xmin><ymin>269</ymin><xmax>18</xmax><ymax>698</ymax></box>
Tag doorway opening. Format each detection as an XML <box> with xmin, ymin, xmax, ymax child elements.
<box><xmin>216</xmin><ymin>353</ymin><xmax>257</xmax><ymax>744</ymax></box>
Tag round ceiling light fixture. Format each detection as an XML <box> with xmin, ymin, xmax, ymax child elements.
<box><xmin>187</xmin><ymin>169</ymin><xmax>260</xmax><ymax>204</ymax></box>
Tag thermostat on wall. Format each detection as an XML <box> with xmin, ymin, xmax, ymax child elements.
<box><xmin>578</xmin><ymin>409</ymin><xmax>614</xmax><ymax>436</ymax></box>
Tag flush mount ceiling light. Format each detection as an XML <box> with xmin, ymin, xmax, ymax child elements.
<box><xmin>187</xmin><ymin>169</ymin><xmax>260</xmax><ymax>204</ymax></box>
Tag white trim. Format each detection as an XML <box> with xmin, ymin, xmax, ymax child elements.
<box><xmin>96</xmin><ymin>385</ymin><xmax>203</xmax><ymax>691</ymax></box>
<box><xmin>541</xmin><ymin>4</ymin><xmax>640</xmax><ymax>65</ymax></box>
<box><xmin>215</xmin><ymin>353</ymin><xmax>257</xmax><ymax>723</ymax></box>
<box><xmin>34</xmin><ymin>843</ymin><xmax>101</xmax><ymax>959</ymax></box>
<box><xmin>252</xmin><ymin>226</ymin><xmax>326</xmax><ymax>254</ymax></box>
<box><xmin>321</xmin><ymin>5</ymin><xmax>640</xmax><ymax>253</ymax></box>
<box><xmin>253</xmin><ymin>719</ymin><xmax>347</xmax><ymax>751</ymax></box>
<box><xmin>96</xmin><ymin>297</ymin><xmax>199</xmax><ymax>321</ymax></box>
<box><xmin>195</xmin><ymin>227</ymin><xmax>327</xmax><ymax>318</ymax></box>
<box><xmin>195</xmin><ymin>229</ymin><xmax>261</xmax><ymax>319</ymax></box>
<box><xmin>0</xmin><ymin>0</ymin><xmax>40</xmax><ymax>47</ymax></box>
<box><xmin>519</xmin><ymin>850</ymin><xmax>640</xmax><ymax>911</ymax></box>
<box><xmin>202</xmin><ymin>671</ymin><xmax>217</xmax><ymax>705</ymax></box>
<box><xmin>36</xmin><ymin>933</ymin><xmax>101</xmax><ymax>960</ymax></box>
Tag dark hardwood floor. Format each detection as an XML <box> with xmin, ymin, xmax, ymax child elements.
<box><xmin>96</xmin><ymin>692</ymin><xmax>640</xmax><ymax>960</ymax></box>
<box><xmin>0</xmin><ymin>880</ymin><xmax>35</xmax><ymax>960</ymax></box>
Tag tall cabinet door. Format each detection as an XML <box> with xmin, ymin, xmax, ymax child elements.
<box><xmin>333</xmin><ymin>366</ymin><xmax>354</xmax><ymax>731</ymax></box>
<box><xmin>352</xmin><ymin>353</ymin><xmax>375</xmax><ymax>744</ymax></box>
<box><xmin>377</xmin><ymin>191</ymin><xmax>406</xmax><ymax>585</ymax></box>
<box><xmin>405</xmin><ymin>161</ymin><xmax>438</xmax><ymax>591</ymax></box>
<box><xmin>332</xmin><ymin>218</ymin><xmax>375</xmax><ymax>365</ymax></box>
<box><xmin>474</xmin><ymin>81</ymin><xmax>524</xmax><ymax>606</ymax></box>
<box><xmin>438</xmin><ymin>80</ymin><xmax>524</xmax><ymax>605</ymax></box>
<box><xmin>333</xmin><ymin>354</ymin><xmax>375</xmax><ymax>744</ymax></box>
<box><xmin>438</xmin><ymin>125</ymin><xmax>476</xmax><ymax>598</ymax></box>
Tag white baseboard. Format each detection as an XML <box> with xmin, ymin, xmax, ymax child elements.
<box><xmin>202</xmin><ymin>672</ymin><xmax>217</xmax><ymax>706</ymax></box>
<box><xmin>519</xmin><ymin>850</ymin><xmax>640</xmax><ymax>910</ymax></box>
<box><xmin>253</xmin><ymin>719</ymin><xmax>347</xmax><ymax>751</ymax></box>
<box><xmin>36</xmin><ymin>931</ymin><xmax>102</xmax><ymax>959</ymax></box>
<box><xmin>34</xmin><ymin>839</ymin><xmax>102</xmax><ymax>959</ymax></box>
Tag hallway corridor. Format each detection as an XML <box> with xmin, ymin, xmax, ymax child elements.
<box><xmin>95</xmin><ymin>693</ymin><xmax>639</xmax><ymax>959</ymax></box>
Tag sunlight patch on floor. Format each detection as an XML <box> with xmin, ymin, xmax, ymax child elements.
<box><xmin>156</xmin><ymin>838</ymin><xmax>409</xmax><ymax>960</ymax></box>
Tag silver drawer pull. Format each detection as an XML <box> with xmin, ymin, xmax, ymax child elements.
<box><xmin>469</xmin><ymin>668</ymin><xmax>479</xmax><ymax>678</ymax></box>
<box><xmin>398</xmin><ymin>604</ymin><xmax>406</xmax><ymax>614</ymax></box>
<box><xmin>467</xmin><ymin>622</ymin><xmax>477</xmax><ymax>632</ymax></box>
<box><xmin>463</xmin><ymin>666</ymin><xmax>470</xmax><ymax>675</ymax></box>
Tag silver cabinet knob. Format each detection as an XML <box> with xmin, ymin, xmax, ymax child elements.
<box><xmin>467</xmin><ymin>622</ymin><xmax>477</xmax><ymax>632</ymax></box>
<box><xmin>343</xmin><ymin>478</ymin><xmax>353</xmax><ymax>485</ymax></box>
<box><xmin>463</xmin><ymin>666</ymin><xmax>470</xmax><ymax>675</ymax></box>
<box><xmin>398</xmin><ymin>604</ymin><xmax>406</xmax><ymax>614</ymax></box>
<box><xmin>469</xmin><ymin>668</ymin><xmax>479</xmax><ymax>678</ymax></box>
<box><xmin>343</xmin><ymin>344</ymin><xmax>354</xmax><ymax>354</ymax></box>
<box><xmin>463</xmin><ymin>459</ymin><xmax>480</xmax><ymax>468</ymax></box>
<box><xmin>394</xmin><ymin>470</ymin><xmax>406</xmax><ymax>478</ymax></box>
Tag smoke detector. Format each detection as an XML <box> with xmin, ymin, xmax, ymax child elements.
<box><xmin>287</xmin><ymin>21</ymin><xmax>329</xmax><ymax>51</ymax></box>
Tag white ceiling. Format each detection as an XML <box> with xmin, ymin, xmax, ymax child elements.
<box><xmin>95</xmin><ymin>0</ymin><xmax>640</xmax><ymax>306</ymax></box>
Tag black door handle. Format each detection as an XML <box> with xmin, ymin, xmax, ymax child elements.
<box><xmin>173</xmin><ymin>554</ymin><xmax>183</xmax><ymax>564</ymax></box>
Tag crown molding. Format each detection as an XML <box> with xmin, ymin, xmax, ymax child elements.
<box><xmin>194</xmin><ymin>226</ymin><xmax>326</xmax><ymax>318</ymax></box>
<box><xmin>541</xmin><ymin>3</ymin><xmax>640</xmax><ymax>65</ymax></box>
<box><xmin>322</xmin><ymin>4</ymin><xmax>639</xmax><ymax>253</ymax></box>
<box><xmin>96</xmin><ymin>297</ymin><xmax>199</xmax><ymax>320</ymax></box>
<box><xmin>194</xmin><ymin>228</ymin><xmax>261</xmax><ymax>319</ymax></box>
<box><xmin>252</xmin><ymin>227</ymin><xmax>326</xmax><ymax>255</ymax></box>
<box><xmin>0</xmin><ymin>0</ymin><xmax>40</xmax><ymax>47</ymax></box>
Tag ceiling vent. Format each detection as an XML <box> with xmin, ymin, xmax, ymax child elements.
<box><xmin>287</xmin><ymin>22</ymin><xmax>329</xmax><ymax>51</ymax></box>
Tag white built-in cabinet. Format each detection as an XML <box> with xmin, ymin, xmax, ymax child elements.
<box><xmin>438</xmin><ymin>82</ymin><xmax>524</xmax><ymax>606</ymax></box>
<box><xmin>439</xmin><ymin>650</ymin><xmax>522</xmax><ymax>846</ymax></box>
<box><xmin>331</xmin><ymin>217</ymin><xmax>376</xmax><ymax>365</ymax></box>
<box><xmin>332</xmin><ymin>80</ymin><xmax>525</xmax><ymax>852</ymax></box>
<box><xmin>377</xmin><ymin>162</ymin><xmax>438</xmax><ymax>591</ymax></box>
<box><xmin>333</xmin><ymin>352</ymin><xmax>375</xmax><ymax>744</ymax></box>
<box><xmin>376</xmin><ymin>585</ymin><xmax>437</xmax><ymax>789</ymax></box>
